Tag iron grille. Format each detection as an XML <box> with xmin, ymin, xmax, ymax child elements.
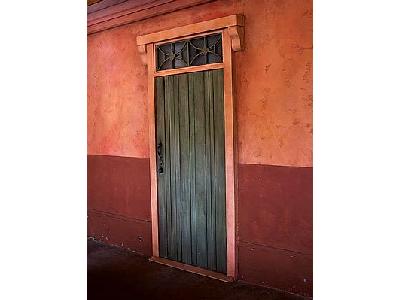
<box><xmin>156</xmin><ymin>33</ymin><xmax>223</xmax><ymax>71</ymax></box>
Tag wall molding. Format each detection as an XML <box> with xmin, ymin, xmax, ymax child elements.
<box><xmin>239</xmin><ymin>239</ymin><xmax>312</xmax><ymax>256</ymax></box>
<box><xmin>88</xmin><ymin>208</ymin><xmax>151</xmax><ymax>224</ymax></box>
<box><xmin>87</xmin><ymin>0</ymin><xmax>216</xmax><ymax>35</ymax></box>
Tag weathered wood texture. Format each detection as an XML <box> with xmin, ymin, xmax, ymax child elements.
<box><xmin>155</xmin><ymin>69</ymin><xmax>226</xmax><ymax>273</ymax></box>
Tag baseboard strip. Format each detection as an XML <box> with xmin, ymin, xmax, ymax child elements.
<box><xmin>149</xmin><ymin>256</ymin><xmax>233</xmax><ymax>283</ymax></box>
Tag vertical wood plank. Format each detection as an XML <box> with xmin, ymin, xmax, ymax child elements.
<box><xmin>213</xmin><ymin>69</ymin><xmax>227</xmax><ymax>274</ymax></box>
<box><xmin>193</xmin><ymin>71</ymin><xmax>207</xmax><ymax>268</ymax></box>
<box><xmin>178</xmin><ymin>73</ymin><xmax>192</xmax><ymax>264</ymax></box>
<box><xmin>170</xmin><ymin>74</ymin><xmax>179</xmax><ymax>260</ymax></box>
<box><xmin>173</xmin><ymin>75</ymin><xmax>182</xmax><ymax>261</ymax></box>
<box><xmin>156</xmin><ymin>76</ymin><xmax>168</xmax><ymax>258</ymax></box>
<box><xmin>164</xmin><ymin>75</ymin><xmax>175</xmax><ymax>260</ymax></box>
<box><xmin>188</xmin><ymin>73</ymin><xmax>197</xmax><ymax>265</ymax></box>
<box><xmin>204</xmin><ymin>70</ymin><xmax>216</xmax><ymax>271</ymax></box>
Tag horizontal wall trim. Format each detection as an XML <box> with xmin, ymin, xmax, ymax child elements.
<box><xmin>89</xmin><ymin>209</ymin><xmax>151</xmax><ymax>224</ymax></box>
<box><xmin>239</xmin><ymin>240</ymin><xmax>312</xmax><ymax>256</ymax></box>
<box><xmin>87</xmin><ymin>0</ymin><xmax>216</xmax><ymax>35</ymax></box>
<box><xmin>88</xmin><ymin>237</ymin><xmax>148</xmax><ymax>257</ymax></box>
<box><xmin>87</xmin><ymin>154</ymin><xmax>312</xmax><ymax>168</ymax></box>
<box><xmin>88</xmin><ymin>153</ymin><xmax>148</xmax><ymax>159</ymax></box>
<box><xmin>239</xmin><ymin>163</ymin><xmax>313</xmax><ymax>168</ymax></box>
<box><xmin>88</xmin><ymin>211</ymin><xmax>152</xmax><ymax>256</ymax></box>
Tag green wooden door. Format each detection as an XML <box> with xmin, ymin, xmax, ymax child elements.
<box><xmin>155</xmin><ymin>69</ymin><xmax>226</xmax><ymax>274</ymax></box>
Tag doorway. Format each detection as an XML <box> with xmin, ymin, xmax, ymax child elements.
<box><xmin>155</xmin><ymin>69</ymin><xmax>227</xmax><ymax>273</ymax></box>
<box><xmin>137</xmin><ymin>15</ymin><xmax>244</xmax><ymax>278</ymax></box>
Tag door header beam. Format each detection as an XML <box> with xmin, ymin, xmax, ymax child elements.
<box><xmin>137</xmin><ymin>15</ymin><xmax>244</xmax><ymax>65</ymax></box>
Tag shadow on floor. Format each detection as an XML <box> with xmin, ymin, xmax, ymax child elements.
<box><xmin>88</xmin><ymin>239</ymin><xmax>308</xmax><ymax>300</ymax></box>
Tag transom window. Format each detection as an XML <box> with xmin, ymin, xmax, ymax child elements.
<box><xmin>156</xmin><ymin>33</ymin><xmax>223</xmax><ymax>71</ymax></box>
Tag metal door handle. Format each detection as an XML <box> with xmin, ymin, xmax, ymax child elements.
<box><xmin>157</xmin><ymin>142</ymin><xmax>164</xmax><ymax>174</ymax></box>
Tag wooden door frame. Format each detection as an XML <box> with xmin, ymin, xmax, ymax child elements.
<box><xmin>137</xmin><ymin>14</ymin><xmax>244</xmax><ymax>280</ymax></box>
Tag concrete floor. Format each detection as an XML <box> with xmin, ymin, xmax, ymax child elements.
<box><xmin>88</xmin><ymin>239</ymin><xmax>308</xmax><ymax>300</ymax></box>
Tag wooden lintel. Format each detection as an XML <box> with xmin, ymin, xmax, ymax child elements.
<box><xmin>137</xmin><ymin>15</ymin><xmax>244</xmax><ymax>46</ymax></box>
<box><xmin>136</xmin><ymin>15</ymin><xmax>244</xmax><ymax>65</ymax></box>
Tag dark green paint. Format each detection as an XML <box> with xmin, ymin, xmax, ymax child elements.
<box><xmin>156</xmin><ymin>69</ymin><xmax>226</xmax><ymax>274</ymax></box>
<box><xmin>155</xmin><ymin>77</ymin><xmax>167</xmax><ymax>258</ymax></box>
<box><xmin>213</xmin><ymin>70</ymin><xmax>227</xmax><ymax>273</ymax></box>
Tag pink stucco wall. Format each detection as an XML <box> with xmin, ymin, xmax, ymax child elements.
<box><xmin>88</xmin><ymin>0</ymin><xmax>312</xmax><ymax>167</ymax></box>
<box><xmin>88</xmin><ymin>0</ymin><xmax>313</xmax><ymax>296</ymax></box>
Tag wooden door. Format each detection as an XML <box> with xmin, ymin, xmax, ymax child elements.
<box><xmin>155</xmin><ymin>69</ymin><xmax>226</xmax><ymax>273</ymax></box>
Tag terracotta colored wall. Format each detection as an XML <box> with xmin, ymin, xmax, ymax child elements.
<box><xmin>88</xmin><ymin>0</ymin><xmax>312</xmax><ymax>296</ymax></box>
<box><xmin>88</xmin><ymin>0</ymin><xmax>312</xmax><ymax>166</ymax></box>
<box><xmin>87</xmin><ymin>26</ymin><xmax>149</xmax><ymax>158</ymax></box>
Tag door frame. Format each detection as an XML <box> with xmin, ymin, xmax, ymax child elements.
<box><xmin>137</xmin><ymin>14</ymin><xmax>244</xmax><ymax>280</ymax></box>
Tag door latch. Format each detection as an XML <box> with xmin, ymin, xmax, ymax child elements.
<box><xmin>157</xmin><ymin>142</ymin><xmax>164</xmax><ymax>174</ymax></box>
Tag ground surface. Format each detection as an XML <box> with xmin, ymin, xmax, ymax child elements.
<box><xmin>88</xmin><ymin>239</ymin><xmax>308</xmax><ymax>300</ymax></box>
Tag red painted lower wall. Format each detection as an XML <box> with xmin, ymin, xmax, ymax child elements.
<box><xmin>87</xmin><ymin>156</ymin><xmax>312</xmax><ymax>296</ymax></box>
<box><xmin>87</xmin><ymin>155</ymin><xmax>152</xmax><ymax>256</ymax></box>
<box><xmin>237</xmin><ymin>164</ymin><xmax>312</xmax><ymax>296</ymax></box>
